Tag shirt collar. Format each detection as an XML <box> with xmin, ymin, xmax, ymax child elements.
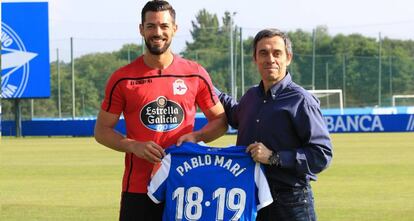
<box><xmin>258</xmin><ymin>72</ymin><xmax>292</xmax><ymax>100</ymax></box>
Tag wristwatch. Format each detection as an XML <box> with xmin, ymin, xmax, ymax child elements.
<box><xmin>268</xmin><ymin>151</ymin><xmax>280</xmax><ymax>166</ymax></box>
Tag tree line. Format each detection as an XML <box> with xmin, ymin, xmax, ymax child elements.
<box><xmin>3</xmin><ymin>9</ymin><xmax>414</xmax><ymax>120</ymax></box>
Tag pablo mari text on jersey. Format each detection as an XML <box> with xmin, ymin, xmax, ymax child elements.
<box><xmin>176</xmin><ymin>154</ymin><xmax>247</xmax><ymax>177</ymax></box>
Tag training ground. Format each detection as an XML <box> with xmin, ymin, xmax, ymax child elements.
<box><xmin>1</xmin><ymin>133</ymin><xmax>414</xmax><ymax>221</ymax></box>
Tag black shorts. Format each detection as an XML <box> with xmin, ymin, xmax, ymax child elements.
<box><xmin>119</xmin><ymin>192</ymin><xmax>164</xmax><ymax>221</ymax></box>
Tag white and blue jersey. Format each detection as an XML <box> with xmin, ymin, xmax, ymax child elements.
<box><xmin>147</xmin><ymin>142</ymin><xmax>273</xmax><ymax>221</ymax></box>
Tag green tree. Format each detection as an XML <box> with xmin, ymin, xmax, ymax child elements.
<box><xmin>181</xmin><ymin>9</ymin><xmax>231</xmax><ymax>93</ymax></box>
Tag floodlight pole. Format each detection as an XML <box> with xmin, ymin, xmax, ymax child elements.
<box><xmin>326</xmin><ymin>62</ymin><xmax>330</xmax><ymax>108</ymax></box>
<box><xmin>14</xmin><ymin>99</ymin><xmax>22</xmax><ymax>137</ymax></box>
<box><xmin>240</xmin><ymin>27</ymin><xmax>245</xmax><ymax>94</ymax></box>
<box><xmin>229</xmin><ymin>13</ymin><xmax>235</xmax><ymax>98</ymax></box>
<box><xmin>311</xmin><ymin>29</ymin><xmax>316</xmax><ymax>90</ymax></box>
<box><xmin>57</xmin><ymin>48</ymin><xmax>62</xmax><ymax>118</ymax></box>
<box><xmin>234</xmin><ymin>26</ymin><xmax>238</xmax><ymax>100</ymax></box>
<box><xmin>128</xmin><ymin>46</ymin><xmax>131</xmax><ymax>63</ymax></box>
<box><xmin>378</xmin><ymin>32</ymin><xmax>382</xmax><ymax>107</ymax></box>
<box><xmin>342</xmin><ymin>54</ymin><xmax>346</xmax><ymax>107</ymax></box>
<box><xmin>71</xmin><ymin>37</ymin><xmax>76</xmax><ymax>119</ymax></box>
<box><xmin>389</xmin><ymin>56</ymin><xmax>393</xmax><ymax>101</ymax></box>
<box><xmin>30</xmin><ymin>99</ymin><xmax>34</xmax><ymax>119</ymax></box>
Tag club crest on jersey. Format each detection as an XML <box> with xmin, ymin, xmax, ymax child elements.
<box><xmin>173</xmin><ymin>79</ymin><xmax>187</xmax><ymax>95</ymax></box>
<box><xmin>140</xmin><ymin>96</ymin><xmax>184</xmax><ymax>132</ymax></box>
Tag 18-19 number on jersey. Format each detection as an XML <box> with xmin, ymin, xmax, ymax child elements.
<box><xmin>172</xmin><ymin>187</ymin><xmax>246</xmax><ymax>220</ymax></box>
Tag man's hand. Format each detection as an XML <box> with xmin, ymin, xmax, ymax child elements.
<box><xmin>176</xmin><ymin>132</ymin><xmax>202</xmax><ymax>146</ymax></box>
<box><xmin>94</xmin><ymin>110</ymin><xmax>165</xmax><ymax>164</ymax></box>
<box><xmin>246</xmin><ymin>142</ymin><xmax>273</xmax><ymax>164</ymax></box>
<box><xmin>128</xmin><ymin>141</ymin><xmax>165</xmax><ymax>164</ymax></box>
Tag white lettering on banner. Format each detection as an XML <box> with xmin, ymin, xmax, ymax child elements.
<box><xmin>1</xmin><ymin>84</ymin><xmax>18</xmax><ymax>98</ymax></box>
<box><xmin>324</xmin><ymin>115</ymin><xmax>384</xmax><ymax>132</ymax></box>
<box><xmin>1</xmin><ymin>31</ymin><xmax>13</xmax><ymax>47</ymax></box>
<box><xmin>406</xmin><ymin>115</ymin><xmax>414</xmax><ymax>131</ymax></box>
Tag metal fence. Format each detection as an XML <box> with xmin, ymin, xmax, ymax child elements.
<box><xmin>2</xmin><ymin>30</ymin><xmax>414</xmax><ymax>120</ymax></box>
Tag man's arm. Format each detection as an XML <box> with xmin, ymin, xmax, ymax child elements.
<box><xmin>246</xmin><ymin>105</ymin><xmax>333</xmax><ymax>177</ymax></box>
<box><xmin>214</xmin><ymin>87</ymin><xmax>239</xmax><ymax>129</ymax></box>
<box><xmin>273</xmin><ymin>104</ymin><xmax>333</xmax><ymax>176</ymax></box>
<box><xmin>177</xmin><ymin>103</ymin><xmax>228</xmax><ymax>145</ymax></box>
<box><xmin>288</xmin><ymin>104</ymin><xmax>333</xmax><ymax>175</ymax></box>
<box><xmin>94</xmin><ymin>110</ymin><xmax>165</xmax><ymax>163</ymax></box>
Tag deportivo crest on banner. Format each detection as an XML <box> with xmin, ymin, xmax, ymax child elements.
<box><xmin>140</xmin><ymin>96</ymin><xmax>184</xmax><ymax>132</ymax></box>
<box><xmin>1</xmin><ymin>2</ymin><xmax>50</xmax><ymax>98</ymax></box>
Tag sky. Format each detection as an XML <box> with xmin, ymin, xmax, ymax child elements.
<box><xmin>3</xmin><ymin>0</ymin><xmax>414</xmax><ymax>61</ymax></box>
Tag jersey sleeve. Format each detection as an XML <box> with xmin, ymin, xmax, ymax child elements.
<box><xmin>254</xmin><ymin>163</ymin><xmax>273</xmax><ymax>210</ymax></box>
<box><xmin>101</xmin><ymin>70</ymin><xmax>125</xmax><ymax>114</ymax></box>
<box><xmin>147</xmin><ymin>154</ymin><xmax>172</xmax><ymax>204</ymax></box>
<box><xmin>195</xmin><ymin>65</ymin><xmax>220</xmax><ymax>112</ymax></box>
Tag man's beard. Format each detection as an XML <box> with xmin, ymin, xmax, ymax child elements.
<box><xmin>145</xmin><ymin>37</ymin><xmax>171</xmax><ymax>55</ymax></box>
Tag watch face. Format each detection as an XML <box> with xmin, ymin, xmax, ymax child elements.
<box><xmin>272</xmin><ymin>156</ymin><xmax>278</xmax><ymax>165</ymax></box>
<box><xmin>268</xmin><ymin>153</ymin><xmax>275</xmax><ymax>165</ymax></box>
<box><xmin>268</xmin><ymin>152</ymin><xmax>279</xmax><ymax>166</ymax></box>
<box><xmin>268</xmin><ymin>154</ymin><xmax>273</xmax><ymax>165</ymax></box>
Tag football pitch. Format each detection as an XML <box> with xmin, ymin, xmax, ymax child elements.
<box><xmin>1</xmin><ymin>133</ymin><xmax>413</xmax><ymax>221</ymax></box>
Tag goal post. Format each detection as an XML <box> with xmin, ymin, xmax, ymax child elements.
<box><xmin>308</xmin><ymin>89</ymin><xmax>344</xmax><ymax>114</ymax></box>
<box><xmin>392</xmin><ymin>95</ymin><xmax>414</xmax><ymax>106</ymax></box>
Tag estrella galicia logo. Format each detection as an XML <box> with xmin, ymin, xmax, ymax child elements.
<box><xmin>140</xmin><ymin>96</ymin><xmax>184</xmax><ymax>132</ymax></box>
<box><xmin>1</xmin><ymin>22</ymin><xmax>38</xmax><ymax>98</ymax></box>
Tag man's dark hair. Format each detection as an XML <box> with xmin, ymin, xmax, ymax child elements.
<box><xmin>141</xmin><ymin>0</ymin><xmax>176</xmax><ymax>23</ymax></box>
<box><xmin>253</xmin><ymin>28</ymin><xmax>293</xmax><ymax>59</ymax></box>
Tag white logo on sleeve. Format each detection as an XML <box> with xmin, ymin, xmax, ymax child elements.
<box><xmin>173</xmin><ymin>79</ymin><xmax>187</xmax><ymax>95</ymax></box>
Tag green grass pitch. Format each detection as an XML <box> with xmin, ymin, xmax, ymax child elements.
<box><xmin>1</xmin><ymin>133</ymin><xmax>414</xmax><ymax>220</ymax></box>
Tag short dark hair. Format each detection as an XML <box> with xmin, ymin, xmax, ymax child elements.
<box><xmin>253</xmin><ymin>28</ymin><xmax>293</xmax><ymax>59</ymax></box>
<box><xmin>141</xmin><ymin>0</ymin><xmax>176</xmax><ymax>23</ymax></box>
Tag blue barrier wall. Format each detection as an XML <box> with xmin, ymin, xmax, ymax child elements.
<box><xmin>2</xmin><ymin>114</ymin><xmax>414</xmax><ymax>136</ymax></box>
<box><xmin>325</xmin><ymin>114</ymin><xmax>414</xmax><ymax>133</ymax></box>
<box><xmin>2</xmin><ymin>118</ymin><xmax>104</xmax><ymax>136</ymax></box>
<box><xmin>1</xmin><ymin>116</ymin><xmax>208</xmax><ymax>136</ymax></box>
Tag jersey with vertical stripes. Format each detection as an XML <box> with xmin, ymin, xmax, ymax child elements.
<box><xmin>101</xmin><ymin>55</ymin><xmax>219</xmax><ymax>193</ymax></box>
<box><xmin>147</xmin><ymin>142</ymin><xmax>273</xmax><ymax>221</ymax></box>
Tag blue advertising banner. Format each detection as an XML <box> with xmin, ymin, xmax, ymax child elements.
<box><xmin>1</xmin><ymin>2</ymin><xmax>50</xmax><ymax>98</ymax></box>
<box><xmin>2</xmin><ymin>114</ymin><xmax>414</xmax><ymax>136</ymax></box>
<box><xmin>324</xmin><ymin>114</ymin><xmax>414</xmax><ymax>133</ymax></box>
